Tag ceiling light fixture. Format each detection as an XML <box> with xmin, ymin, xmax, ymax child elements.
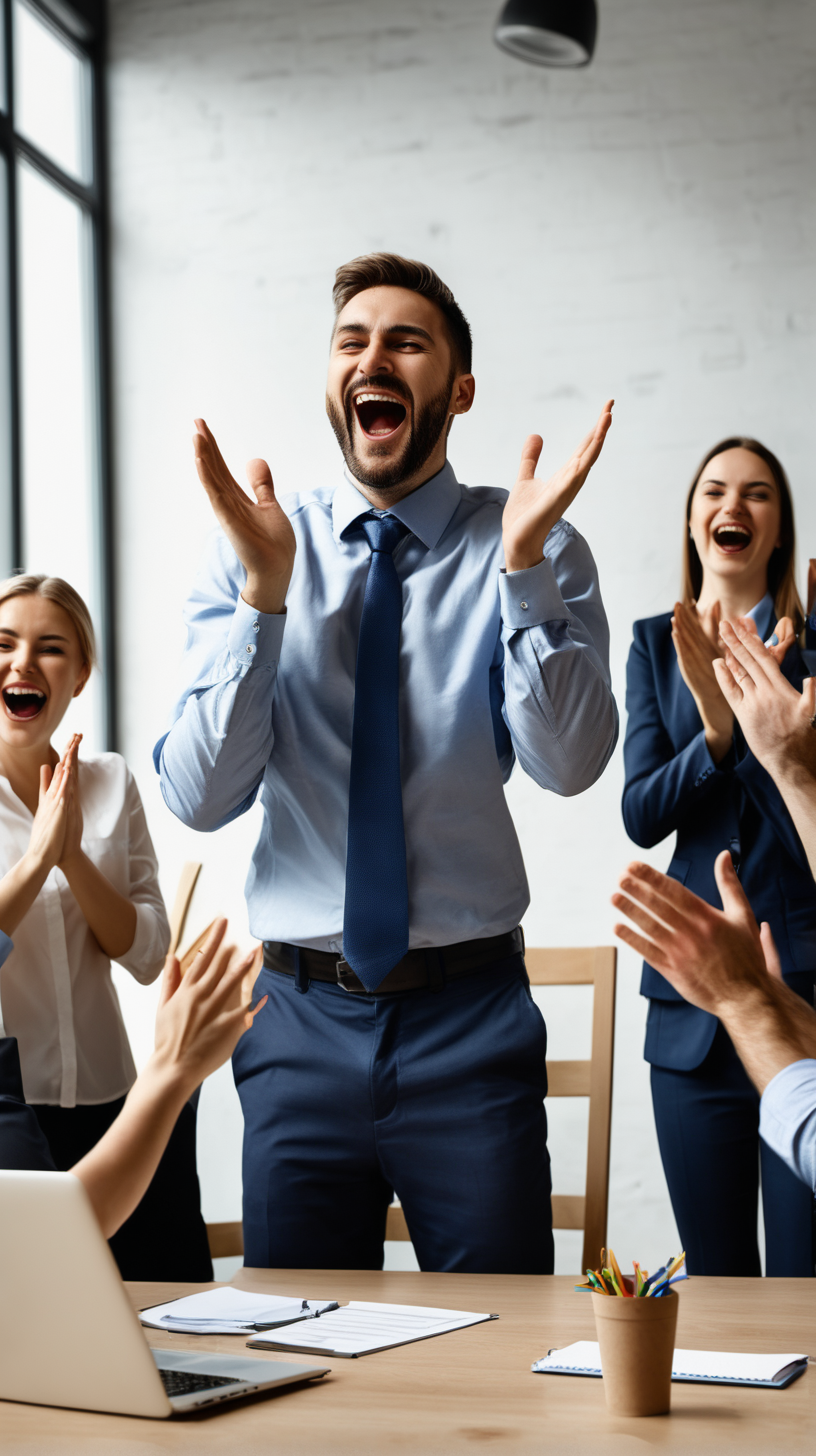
<box><xmin>493</xmin><ymin>0</ymin><xmax>598</xmax><ymax>68</ymax></box>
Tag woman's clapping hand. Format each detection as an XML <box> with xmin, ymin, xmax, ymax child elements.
<box><xmin>27</xmin><ymin>735</ymin><xmax>82</xmax><ymax>872</ymax></box>
<box><xmin>57</xmin><ymin>734</ymin><xmax>84</xmax><ymax>868</ymax></box>
<box><xmin>671</xmin><ymin>601</ymin><xmax>733</xmax><ymax>760</ymax></box>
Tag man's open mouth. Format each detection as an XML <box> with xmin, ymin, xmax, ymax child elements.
<box><xmin>353</xmin><ymin>392</ymin><xmax>408</xmax><ymax>440</ymax></box>
<box><xmin>713</xmin><ymin>524</ymin><xmax>752</xmax><ymax>553</ymax></box>
<box><xmin>2</xmin><ymin>686</ymin><xmax>47</xmax><ymax>720</ymax></box>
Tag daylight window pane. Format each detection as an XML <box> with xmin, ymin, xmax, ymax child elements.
<box><xmin>0</xmin><ymin>156</ymin><xmax>12</xmax><ymax>577</ymax></box>
<box><xmin>14</xmin><ymin>0</ymin><xmax>91</xmax><ymax>183</ymax></box>
<box><xmin>18</xmin><ymin>162</ymin><xmax>102</xmax><ymax>749</ymax></box>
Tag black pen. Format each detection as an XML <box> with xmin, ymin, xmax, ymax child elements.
<box><xmin>248</xmin><ymin>1301</ymin><xmax>340</xmax><ymax>1332</ymax></box>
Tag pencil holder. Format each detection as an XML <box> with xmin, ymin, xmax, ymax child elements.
<box><xmin>591</xmin><ymin>1288</ymin><xmax>678</xmax><ymax>1417</ymax></box>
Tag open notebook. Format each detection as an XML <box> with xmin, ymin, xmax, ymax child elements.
<box><xmin>533</xmin><ymin>1341</ymin><xmax>809</xmax><ymax>1389</ymax></box>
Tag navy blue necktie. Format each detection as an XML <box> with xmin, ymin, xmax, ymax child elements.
<box><xmin>342</xmin><ymin>513</ymin><xmax>410</xmax><ymax>991</ymax></box>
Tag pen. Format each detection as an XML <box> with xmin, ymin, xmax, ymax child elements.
<box><xmin>249</xmin><ymin>1300</ymin><xmax>341</xmax><ymax>1331</ymax></box>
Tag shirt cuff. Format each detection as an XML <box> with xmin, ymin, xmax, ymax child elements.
<box><xmin>760</xmin><ymin>1059</ymin><xmax>816</xmax><ymax>1127</ymax></box>
<box><xmin>0</xmin><ymin>929</ymin><xmax>13</xmax><ymax>968</ymax></box>
<box><xmin>499</xmin><ymin>556</ymin><xmax>569</xmax><ymax>630</ymax></box>
<box><xmin>228</xmin><ymin>594</ymin><xmax>286</xmax><ymax>670</ymax></box>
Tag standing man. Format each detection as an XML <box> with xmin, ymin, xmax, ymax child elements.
<box><xmin>156</xmin><ymin>253</ymin><xmax>618</xmax><ymax>1273</ymax></box>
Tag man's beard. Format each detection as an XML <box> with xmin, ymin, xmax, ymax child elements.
<box><xmin>325</xmin><ymin>372</ymin><xmax>454</xmax><ymax>491</ymax></box>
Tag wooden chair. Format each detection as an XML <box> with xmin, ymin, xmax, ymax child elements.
<box><xmin>386</xmin><ymin>945</ymin><xmax>616</xmax><ymax>1273</ymax></box>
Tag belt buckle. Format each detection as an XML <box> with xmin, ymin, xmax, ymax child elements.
<box><xmin>336</xmin><ymin>958</ymin><xmax>365</xmax><ymax>993</ymax></box>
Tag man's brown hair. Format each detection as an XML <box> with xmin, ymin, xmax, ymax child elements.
<box><xmin>332</xmin><ymin>252</ymin><xmax>473</xmax><ymax>374</ymax></box>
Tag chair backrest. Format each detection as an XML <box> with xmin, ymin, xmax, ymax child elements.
<box><xmin>206</xmin><ymin>1221</ymin><xmax>244</xmax><ymax>1260</ymax></box>
<box><xmin>525</xmin><ymin>945</ymin><xmax>616</xmax><ymax>1273</ymax></box>
<box><xmin>167</xmin><ymin>861</ymin><xmax>202</xmax><ymax>958</ymax></box>
<box><xmin>385</xmin><ymin>945</ymin><xmax>617</xmax><ymax>1273</ymax></box>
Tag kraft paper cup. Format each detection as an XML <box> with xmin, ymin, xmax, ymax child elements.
<box><xmin>591</xmin><ymin>1288</ymin><xmax>678</xmax><ymax>1416</ymax></box>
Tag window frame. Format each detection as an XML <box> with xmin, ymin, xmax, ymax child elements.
<box><xmin>0</xmin><ymin>0</ymin><xmax>116</xmax><ymax>749</ymax></box>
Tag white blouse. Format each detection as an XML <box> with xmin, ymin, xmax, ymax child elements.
<box><xmin>0</xmin><ymin>753</ymin><xmax>170</xmax><ymax>1107</ymax></box>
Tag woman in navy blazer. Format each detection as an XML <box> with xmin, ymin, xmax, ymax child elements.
<box><xmin>623</xmin><ymin>436</ymin><xmax>816</xmax><ymax>1278</ymax></box>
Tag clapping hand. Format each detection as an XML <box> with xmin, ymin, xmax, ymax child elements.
<box><xmin>57</xmin><ymin>734</ymin><xmax>84</xmax><ymax>869</ymax></box>
<box><xmin>671</xmin><ymin>601</ymin><xmax>733</xmax><ymax>758</ymax></box>
<box><xmin>193</xmin><ymin>418</ymin><xmax>296</xmax><ymax>615</ymax></box>
<box><xmin>502</xmin><ymin>401</ymin><xmax>613</xmax><ymax>573</ymax></box>
<box><xmin>713</xmin><ymin>617</ymin><xmax>816</xmax><ymax>780</ymax></box>
<box><xmin>27</xmin><ymin>736</ymin><xmax>81</xmax><ymax>873</ymax></box>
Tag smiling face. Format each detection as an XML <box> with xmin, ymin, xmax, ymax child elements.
<box><xmin>0</xmin><ymin>593</ymin><xmax>89</xmax><ymax>758</ymax></box>
<box><xmin>325</xmin><ymin>285</ymin><xmax>475</xmax><ymax>495</ymax></box>
<box><xmin>688</xmin><ymin>447</ymin><xmax>782</xmax><ymax>600</ymax></box>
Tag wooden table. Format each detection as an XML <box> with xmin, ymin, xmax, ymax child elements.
<box><xmin>2</xmin><ymin>1270</ymin><xmax>813</xmax><ymax>1453</ymax></box>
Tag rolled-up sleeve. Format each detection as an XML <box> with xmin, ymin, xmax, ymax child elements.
<box><xmin>155</xmin><ymin>532</ymin><xmax>285</xmax><ymax>833</ymax></box>
<box><xmin>759</xmin><ymin>1059</ymin><xmax>816</xmax><ymax>1194</ymax></box>
<box><xmin>499</xmin><ymin>521</ymin><xmax>618</xmax><ymax>796</ymax></box>
<box><xmin>115</xmin><ymin>771</ymin><xmax>171</xmax><ymax>985</ymax></box>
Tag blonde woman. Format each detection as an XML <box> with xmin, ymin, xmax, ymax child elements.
<box><xmin>0</xmin><ymin>575</ymin><xmax>209</xmax><ymax>1278</ymax></box>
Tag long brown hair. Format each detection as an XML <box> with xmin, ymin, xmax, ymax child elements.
<box><xmin>682</xmin><ymin>436</ymin><xmax>804</xmax><ymax>634</ymax></box>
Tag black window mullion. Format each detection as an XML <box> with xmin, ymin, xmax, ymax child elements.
<box><xmin>2</xmin><ymin>0</ymin><xmax>22</xmax><ymax>575</ymax></box>
<box><xmin>86</xmin><ymin>7</ymin><xmax>116</xmax><ymax>751</ymax></box>
<box><xmin>3</xmin><ymin>0</ymin><xmax>115</xmax><ymax>748</ymax></box>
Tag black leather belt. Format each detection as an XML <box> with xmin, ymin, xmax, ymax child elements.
<box><xmin>262</xmin><ymin>928</ymin><xmax>524</xmax><ymax>996</ymax></box>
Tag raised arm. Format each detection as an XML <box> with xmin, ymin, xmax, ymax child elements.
<box><xmin>499</xmin><ymin>406</ymin><xmax>619</xmax><ymax>795</ymax></box>
<box><xmin>72</xmin><ymin>920</ymin><xmax>266</xmax><ymax>1238</ymax></box>
<box><xmin>621</xmin><ymin>621</ymin><xmax>727</xmax><ymax>848</ymax></box>
<box><xmin>612</xmin><ymin>852</ymin><xmax>816</xmax><ymax>1093</ymax></box>
<box><xmin>0</xmin><ymin>755</ymin><xmax>71</xmax><ymax>936</ymax></box>
<box><xmin>156</xmin><ymin>420</ymin><xmax>296</xmax><ymax>832</ymax></box>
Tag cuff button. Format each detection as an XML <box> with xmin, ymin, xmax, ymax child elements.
<box><xmin>246</xmin><ymin>644</ymin><xmax>255</xmax><ymax>655</ymax></box>
<box><xmin>520</xmin><ymin>601</ymin><xmax>528</xmax><ymax>611</ymax></box>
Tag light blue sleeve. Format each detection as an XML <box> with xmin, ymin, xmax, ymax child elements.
<box><xmin>0</xmin><ymin>930</ymin><xmax>13</xmax><ymax>967</ymax></box>
<box><xmin>498</xmin><ymin>521</ymin><xmax>619</xmax><ymax>796</ymax></box>
<box><xmin>759</xmin><ymin>1059</ymin><xmax>816</xmax><ymax>1194</ymax></box>
<box><xmin>154</xmin><ymin>531</ymin><xmax>286</xmax><ymax>832</ymax></box>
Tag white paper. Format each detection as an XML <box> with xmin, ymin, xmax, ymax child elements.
<box><xmin>532</xmin><ymin>1341</ymin><xmax>807</xmax><ymax>1385</ymax></box>
<box><xmin>139</xmin><ymin>1286</ymin><xmax>336</xmax><ymax>1335</ymax></box>
<box><xmin>248</xmin><ymin>1300</ymin><xmax>494</xmax><ymax>1357</ymax></box>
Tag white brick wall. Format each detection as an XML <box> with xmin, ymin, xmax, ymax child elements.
<box><xmin>107</xmin><ymin>0</ymin><xmax>816</xmax><ymax>1272</ymax></box>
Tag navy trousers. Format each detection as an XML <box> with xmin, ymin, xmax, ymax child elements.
<box><xmin>651</xmin><ymin>1024</ymin><xmax>815</xmax><ymax>1277</ymax></box>
<box><xmin>233</xmin><ymin>953</ymin><xmax>554</xmax><ymax>1273</ymax></box>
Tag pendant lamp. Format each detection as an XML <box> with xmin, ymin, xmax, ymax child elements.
<box><xmin>494</xmin><ymin>0</ymin><xmax>598</xmax><ymax>67</ymax></box>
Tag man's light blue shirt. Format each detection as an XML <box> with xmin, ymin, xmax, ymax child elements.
<box><xmin>760</xmin><ymin>1059</ymin><xmax>816</xmax><ymax>1194</ymax></box>
<box><xmin>155</xmin><ymin>462</ymin><xmax>618</xmax><ymax>951</ymax></box>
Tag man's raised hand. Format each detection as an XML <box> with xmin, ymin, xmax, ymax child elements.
<box><xmin>193</xmin><ymin>419</ymin><xmax>296</xmax><ymax>615</ymax></box>
<box><xmin>502</xmin><ymin>401</ymin><xmax>613</xmax><ymax>573</ymax></box>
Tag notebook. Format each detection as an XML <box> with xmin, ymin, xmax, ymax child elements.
<box><xmin>247</xmin><ymin>1300</ymin><xmax>497</xmax><ymax>1358</ymax></box>
<box><xmin>533</xmin><ymin>1341</ymin><xmax>809</xmax><ymax>1388</ymax></box>
<box><xmin>140</xmin><ymin>1286</ymin><xmax>337</xmax><ymax>1335</ymax></box>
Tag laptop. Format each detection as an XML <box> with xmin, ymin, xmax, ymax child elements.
<box><xmin>0</xmin><ymin>1170</ymin><xmax>329</xmax><ymax>1417</ymax></box>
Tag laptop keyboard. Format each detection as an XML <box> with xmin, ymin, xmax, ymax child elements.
<box><xmin>159</xmin><ymin>1369</ymin><xmax>243</xmax><ymax>1398</ymax></box>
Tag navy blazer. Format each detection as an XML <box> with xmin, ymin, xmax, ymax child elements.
<box><xmin>623</xmin><ymin>605</ymin><xmax>816</xmax><ymax>1072</ymax></box>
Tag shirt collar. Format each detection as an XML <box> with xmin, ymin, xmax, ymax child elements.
<box><xmin>746</xmin><ymin>591</ymin><xmax>774</xmax><ymax>639</ymax></box>
<box><xmin>332</xmin><ymin>461</ymin><xmax>462</xmax><ymax>550</ymax></box>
